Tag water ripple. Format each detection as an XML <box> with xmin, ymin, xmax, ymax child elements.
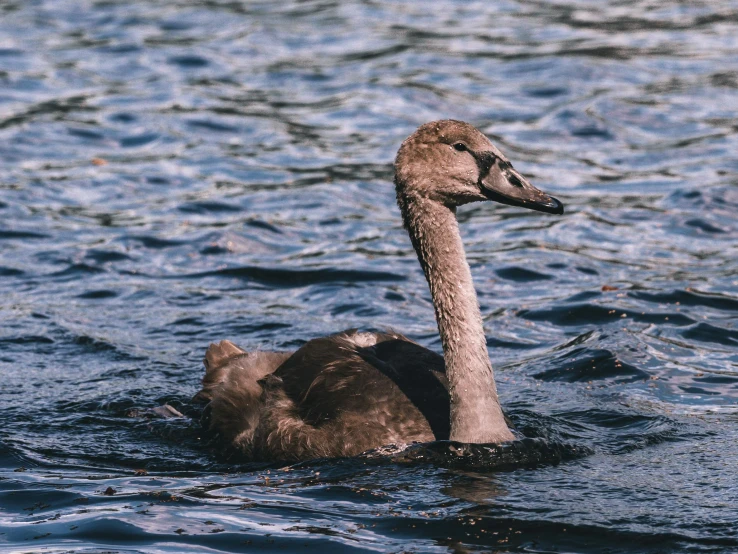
<box><xmin>1</xmin><ymin>0</ymin><xmax>737</xmax><ymax>552</ymax></box>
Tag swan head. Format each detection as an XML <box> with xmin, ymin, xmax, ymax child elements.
<box><xmin>395</xmin><ymin>120</ymin><xmax>563</xmax><ymax>215</ymax></box>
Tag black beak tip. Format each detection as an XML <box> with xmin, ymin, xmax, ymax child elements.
<box><xmin>547</xmin><ymin>196</ymin><xmax>564</xmax><ymax>215</ymax></box>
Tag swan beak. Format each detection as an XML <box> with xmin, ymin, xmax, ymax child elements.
<box><xmin>479</xmin><ymin>161</ymin><xmax>564</xmax><ymax>215</ymax></box>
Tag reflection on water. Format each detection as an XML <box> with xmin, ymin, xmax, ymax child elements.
<box><xmin>1</xmin><ymin>0</ymin><xmax>737</xmax><ymax>552</ymax></box>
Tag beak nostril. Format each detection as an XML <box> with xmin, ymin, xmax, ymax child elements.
<box><xmin>507</xmin><ymin>172</ymin><xmax>525</xmax><ymax>188</ymax></box>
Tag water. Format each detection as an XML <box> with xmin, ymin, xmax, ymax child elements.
<box><xmin>1</xmin><ymin>0</ymin><xmax>737</xmax><ymax>551</ymax></box>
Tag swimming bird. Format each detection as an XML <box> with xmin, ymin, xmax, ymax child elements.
<box><xmin>195</xmin><ymin>120</ymin><xmax>563</xmax><ymax>461</ymax></box>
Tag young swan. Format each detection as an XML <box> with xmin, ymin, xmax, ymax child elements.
<box><xmin>196</xmin><ymin>120</ymin><xmax>563</xmax><ymax>461</ymax></box>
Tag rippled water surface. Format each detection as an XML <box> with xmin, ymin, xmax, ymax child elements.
<box><xmin>2</xmin><ymin>0</ymin><xmax>738</xmax><ymax>552</ymax></box>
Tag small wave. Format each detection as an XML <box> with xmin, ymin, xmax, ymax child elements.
<box><xmin>119</xmin><ymin>133</ymin><xmax>159</xmax><ymax>148</ymax></box>
<box><xmin>178</xmin><ymin>201</ymin><xmax>242</xmax><ymax>214</ymax></box>
<box><xmin>50</xmin><ymin>264</ymin><xmax>106</xmax><ymax>278</ymax></box>
<box><xmin>129</xmin><ymin>235</ymin><xmax>186</xmax><ymax>249</ymax></box>
<box><xmin>0</xmin><ymin>229</ymin><xmax>49</xmax><ymax>240</ymax></box>
<box><xmin>495</xmin><ymin>266</ymin><xmax>553</xmax><ymax>282</ymax></box>
<box><xmin>186</xmin><ymin>119</ymin><xmax>240</xmax><ymax>133</ymax></box>
<box><xmin>519</xmin><ymin>303</ymin><xmax>695</xmax><ymax>326</ymax></box>
<box><xmin>84</xmin><ymin>249</ymin><xmax>132</xmax><ymax>264</ymax></box>
<box><xmin>681</xmin><ymin>322</ymin><xmax>738</xmax><ymax>348</ymax></box>
<box><xmin>0</xmin><ymin>266</ymin><xmax>23</xmax><ymax>276</ymax></box>
<box><xmin>534</xmin><ymin>347</ymin><xmax>649</xmax><ymax>383</ymax></box>
<box><xmin>631</xmin><ymin>289</ymin><xmax>738</xmax><ymax>312</ymax></box>
<box><xmin>0</xmin><ymin>334</ymin><xmax>54</xmax><ymax>345</ymax></box>
<box><xmin>189</xmin><ymin>265</ymin><xmax>406</xmax><ymax>287</ymax></box>
<box><xmin>246</xmin><ymin>219</ymin><xmax>282</xmax><ymax>233</ymax></box>
<box><xmin>76</xmin><ymin>290</ymin><xmax>118</xmax><ymax>299</ymax></box>
<box><xmin>168</xmin><ymin>54</ymin><xmax>210</xmax><ymax>67</ymax></box>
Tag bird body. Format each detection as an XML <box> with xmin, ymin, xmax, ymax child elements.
<box><xmin>198</xmin><ymin>330</ymin><xmax>447</xmax><ymax>460</ymax></box>
<box><xmin>196</xmin><ymin>120</ymin><xmax>563</xmax><ymax>461</ymax></box>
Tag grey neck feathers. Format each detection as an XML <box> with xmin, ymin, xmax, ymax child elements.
<box><xmin>398</xmin><ymin>191</ymin><xmax>513</xmax><ymax>443</ymax></box>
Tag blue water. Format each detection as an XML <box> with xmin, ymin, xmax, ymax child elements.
<box><xmin>1</xmin><ymin>0</ymin><xmax>737</xmax><ymax>552</ymax></box>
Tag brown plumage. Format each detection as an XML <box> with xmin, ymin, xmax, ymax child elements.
<box><xmin>196</xmin><ymin>120</ymin><xmax>564</xmax><ymax>461</ymax></box>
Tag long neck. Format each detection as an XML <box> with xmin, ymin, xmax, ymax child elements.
<box><xmin>399</xmin><ymin>192</ymin><xmax>513</xmax><ymax>443</ymax></box>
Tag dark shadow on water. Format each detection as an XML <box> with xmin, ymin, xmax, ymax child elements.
<box><xmin>384</xmin><ymin>438</ymin><xmax>592</xmax><ymax>471</ymax></box>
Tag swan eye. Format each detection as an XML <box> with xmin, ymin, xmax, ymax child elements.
<box><xmin>452</xmin><ymin>142</ymin><xmax>467</xmax><ymax>152</ymax></box>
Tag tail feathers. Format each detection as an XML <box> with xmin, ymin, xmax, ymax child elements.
<box><xmin>194</xmin><ymin>340</ymin><xmax>247</xmax><ymax>404</ymax></box>
<box><xmin>205</xmin><ymin>340</ymin><xmax>246</xmax><ymax>373</ymax></box>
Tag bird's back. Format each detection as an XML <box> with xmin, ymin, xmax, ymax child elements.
<box><xmin>197</xmin><ymin>330</ymin><xmax>449</xmax><ymax>461</ymax></box>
